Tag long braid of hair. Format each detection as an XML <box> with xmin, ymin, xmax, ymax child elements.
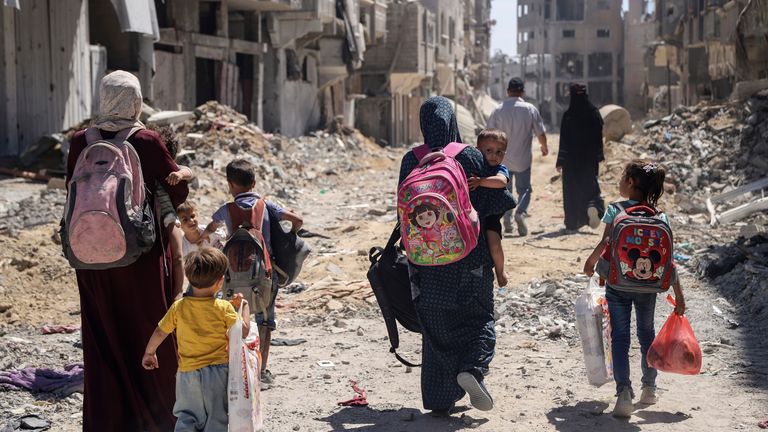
<box><xmin>623</xmin><ymin>159</ymin><xmax>666</xmax><ymax>208</ymax></box>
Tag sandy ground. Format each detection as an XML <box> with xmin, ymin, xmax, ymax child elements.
<box><xmin>1</xmin><ymin>135</ymin><xmax>767</xmax><ymax>431</ymax></box>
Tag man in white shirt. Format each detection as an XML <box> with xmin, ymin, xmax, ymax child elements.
<box><xmin>486</xmin><ymin>78</ymin><xmax>548</xmax><ymax>236</ymax></box>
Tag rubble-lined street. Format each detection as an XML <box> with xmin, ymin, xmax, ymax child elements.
<box><xmin>1</xmin><ymin>97</ymin><xmax>767</xmax><ymax>430</ymax></box>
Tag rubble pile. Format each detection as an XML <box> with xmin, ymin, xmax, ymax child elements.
<box><xmin>636</xmin><ymin>90</ymin><xmax>768</xmax><ymax>206</ymax></box>
<box><xmin>174</xmin><ymin>101</ymin><xmax>385</xmax><ymax>203</ymax></box>
<box><xmin>0</xmin><ymin>189</ymin><xmax>66</xmax><ymax>236</ymax></box>
<box><xmin>496</xmin><ymin>276</ymin><xmax>588</xmax><ymax>340</ymax></box>
<box><xmin>694</xmin><ymin>234</ymin><xmax>768</xmax><ymax>327</ymax></box>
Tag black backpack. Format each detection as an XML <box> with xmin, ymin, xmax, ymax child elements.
<box><xmin>367</xmin><ymin>224</ymin><xmax>421</xmax><ymax>367</ymax></box>
<box><xmin>267</xmin><ymin>206</ymin><xmax>311</xmax><ymax>287</ymax></box>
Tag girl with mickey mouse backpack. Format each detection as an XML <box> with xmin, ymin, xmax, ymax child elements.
<box><xmin>583</xmin><ymin>160</ymin><xmax>686</xmax><ymax>418</ymax></box>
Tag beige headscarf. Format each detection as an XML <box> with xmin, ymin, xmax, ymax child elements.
<box><xmin>91</xmin><ymin>70</ymin><xmax>145</xmax><ymax>132</ymax></box>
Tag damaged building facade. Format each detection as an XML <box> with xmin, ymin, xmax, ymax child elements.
<box><xmin>625</xmin><ymin>0</ymin><xmax>768</xmax><ymax>115</ymax></box>
<box><xmin>0</xmin><ymin>0</ymin><xmax>380</xmax><ymax>156</ymax></box>
<box><xmin>354</xmin><ymin>0</ymin><xmax>492</xmax><ymax>146</ymax></box>
<box><xmin>0</xmin><ymin>0</ymin><xmax>494</xmax><ymax>157</ymax></box>
<box><xmin>516</xmin><ymin>0</ymin><xmax>624</xmax><ymax>126</ymax></box>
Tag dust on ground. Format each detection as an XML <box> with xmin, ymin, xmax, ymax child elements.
<box><xmin>1</xmin><ymin>124</ymin><xmax>767</xmax><ymax>431</ymax></box>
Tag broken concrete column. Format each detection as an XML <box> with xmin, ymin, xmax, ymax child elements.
<box><xmin>599</xmin><ymin>104</ymin><xmax>632</xmax><ymax>142</ymax></box>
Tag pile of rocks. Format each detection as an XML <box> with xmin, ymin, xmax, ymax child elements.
<box><xmin>693</xmin><ymin>233</ymin><xmax>768</xmax><ymax>327</ymax></box>
<box><xmin>635</xmin><ymin>90</ymin><xmax>768</xmax><ymax>208</ymax></box>
<box><xmin>173</xmin><ymin>101</ymin><xmax>386</xmax><ymax>206</ymax></box>
<box><xmin>495</xmin><ymin>276</ymin><xmax>588</xmax><ymax>340</ymax></box>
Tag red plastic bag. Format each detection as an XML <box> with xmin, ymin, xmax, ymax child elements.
<box><xmin>647</xmin><ymin>295</ymin><xmax>702</xmax><ymax>375</ymax></box>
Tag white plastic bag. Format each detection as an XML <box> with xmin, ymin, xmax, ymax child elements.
<box><xmin>575</xmin><ymin>276</ymin><xmax>613</xmax><ymax>386</ymax></box>
<box><xmin>228</xmin><ymin>303</ymin><xmax>263</xmax><ymax>432</ymax></box>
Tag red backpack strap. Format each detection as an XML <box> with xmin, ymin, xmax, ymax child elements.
<box><xmin>253</xmin><ymin>199</ymin><xmax>272</xmax><ymax>275</ymax></box>
<box><xmin>624</xmin><ymin>203</ymin><xmax>658</xmax><ymax>216</ymax></box>
<box><xmin>443</xmin><ymin>142</ymin><xmax>468</xmax><ymax>158</ymax></box>
<box><xmin>227</xmin><ymin>202</ymin><xmax>251</xmax><ymax>230</ymax></box>
<box><xmin>413</xmin><ymin>144</ymin><xmax>431</xmax><ymax>162</ymax></box>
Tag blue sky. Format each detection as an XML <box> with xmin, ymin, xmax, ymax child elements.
<box><xmin>490</xmin><ymin>0</ymin><xmax>630</xmax><ymax>56</ymax></box>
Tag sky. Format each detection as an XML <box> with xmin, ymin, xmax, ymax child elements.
<box><xmin>490</xmin><ymin>0</ymin><xmax>630</xmax><ymax>57</ymax></box>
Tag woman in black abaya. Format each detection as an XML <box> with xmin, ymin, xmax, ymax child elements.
<box><xmin>557</xmin><ymin>83</ymin><xmax>606</xmax><ymax>231</ymax></box>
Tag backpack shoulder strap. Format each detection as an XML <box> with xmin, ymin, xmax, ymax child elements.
<box><xmin>250</xmin><ymin>198</ymin><xmax>267</xmax><ymax>234</ymax></box>
<box><xmin>443</xmin><ymin>142</ymin><xmax>468</xmax><ymax>158</ymax></box>
<box><xmin>227</xmin><ymin>202</ymin><xmax>251</xmax><ymax>230</ymax></box>
<box><xmin>114</xmin><ymin>127</ymin><xmax>142</xmax><ymax>143</ymax></box>
<box><xmin>412</xmin><ymin>144</ymin><xmax>431</xmax><ymax>162</ymax></box>
<box><xmin>84</xmin><ymin>128</ymin><xmax>102</xmax><ymax>145</ymax></box>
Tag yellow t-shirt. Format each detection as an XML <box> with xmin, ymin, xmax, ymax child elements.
<box><xmin>158</xmin><ymin>297</ymin><xmax>238</xmax><ymax>372</ymax></box>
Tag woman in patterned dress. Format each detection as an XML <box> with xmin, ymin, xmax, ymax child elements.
<box><xmin>398</xmin><ymin>96</ymin><xmax>516</xmax><ymax>414</ymax></box>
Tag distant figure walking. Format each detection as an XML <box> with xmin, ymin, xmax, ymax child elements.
<box><xmin>65</xmin><ymin>71</ymin><xmax>188</xmax><ymax>431</ymax></box>
<box><xmin>487</xmin><ymin>77</ymin><xmax>548</xmax><ymax>236</ymax></box>
<box><xmin>556</xmin><ymin>83</ymin><xmax>605</xmax><ymax>231</ymax></box>
<box><xmin>398</xmin><ymin>96</ymin><xmax>515</xmax><ymax>415</ymax></box>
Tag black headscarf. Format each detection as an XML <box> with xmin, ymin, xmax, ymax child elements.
<box><xmin>419</xmin><ymin>96</ymin><xmax>463</xmax><ymax>149</ymax></box>
<box><xmin>565</xmin><ymin>83</ymin><xmax>600</xmax><ymax>117</ymax></box>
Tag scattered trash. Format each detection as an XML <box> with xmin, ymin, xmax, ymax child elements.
<box><xmin>270</xmin><ymin>338</ymin><xmax>307</xmax><ymax>346</ymax></box>
<box><xmin>317</xmin><ymin>360</ymin><xmax>335</xmax><ymax>368</ymax></box>
<box><xmin>40</xmin><ymin>325</ymin><xmax>79</xmax><ymax>335</ymax></box>
<box><xmin>337</xmin><ymin>380</ymin><xmax>368</xmax><ymax>407</ymax></box>
<box><xmin>0</xmin><ymin>363</ymin><xmax>84</xmax><ymax>397</ymax></box>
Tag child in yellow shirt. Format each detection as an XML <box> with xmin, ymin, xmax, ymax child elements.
<box><xmin>142</xmin><ymin>247</ymin><xmax>250</xmax><ymax>431</ymax></box>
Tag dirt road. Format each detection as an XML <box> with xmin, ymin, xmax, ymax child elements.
<box><xmin>1</xmin><ymin>134</ymin><xmax>767</xmax><ymax>431</ymax></box>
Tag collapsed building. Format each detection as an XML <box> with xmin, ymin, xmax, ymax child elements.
<box><xmin>516</xmin><ymin>0</ymin><xmax>625</xmax><ymax>126</ymax></box>
<box><xmin>627</xmin><ymin>0</ymin><xmax>768</xmax><ymax>114</ymax></box>
<box><xmin>0</xmin><ymin>0</ymin><xmax>494</xmax><ymax>159</ymax></box>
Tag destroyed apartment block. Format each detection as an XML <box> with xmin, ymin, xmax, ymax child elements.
<box><xmin>0</xmin><ymin>0</ymin><xmax>385</xmax><ymax>158</ymax></box>
<box><xmin>516</xmin><ymin>0</ymin><xmax>624</xmax><ymax>126</ymax></box>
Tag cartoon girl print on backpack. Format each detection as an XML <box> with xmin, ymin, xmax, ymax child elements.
<box><xmin>408</xmin><ymin>203</ymin><xmax>443</xmax><ymax>259</ymax></box>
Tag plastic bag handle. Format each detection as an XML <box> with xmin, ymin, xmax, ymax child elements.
<box><xmin>666</xmin><ymin>294</ymin><xmax>676</xmax><ymax>307</ymax></box>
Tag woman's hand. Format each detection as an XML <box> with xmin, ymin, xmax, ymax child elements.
<box><xmin>467</xmin><ymin>177</ymin><xmax>482</xmax><ymax>191</ymax></box>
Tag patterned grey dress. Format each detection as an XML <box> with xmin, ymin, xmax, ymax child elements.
<box><xmin>398</xmin><ymin>97</ymin><xmax>516</xmax><ymax>411</ymax></box>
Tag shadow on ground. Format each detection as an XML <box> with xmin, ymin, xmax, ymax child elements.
<box><xmin>317</xmin><ymin>405</ymin><xmax>489</xmax><ymax>432</ymax></box>
<box><xmin>545</xmin><ymin>401</ymin><xmax>690</xmax><ymax>432</ymax></box>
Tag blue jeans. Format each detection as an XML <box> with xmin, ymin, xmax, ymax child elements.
<box><xmin>504</xmin><ymin>168</ymin><xmax>532</xmax><ymax>226</ymax></box>
<box><xmin>605</xmin><ymin>287</ymin><xmax>657</xmax><ymax>397</ymax></box>
<box><xmin>174</xmin><ymin>364</ymin><xmax>229</xmax><ymax>432</ymax></box>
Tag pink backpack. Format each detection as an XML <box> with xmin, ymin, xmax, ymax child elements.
<box><xmin>397</xmin><ymin>143</ymin><xmax>480</xmax><ymax>266</ymax></box>
<box><xmin>60</xmin><ymin>127</ymin><xmax>156</xmax><ymax>269</ymax></box>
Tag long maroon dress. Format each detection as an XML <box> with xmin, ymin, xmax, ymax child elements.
<box><xmin>66</xmin><ymin>128</ymin><xmax>188</xmax><ymax>432</ymax></box>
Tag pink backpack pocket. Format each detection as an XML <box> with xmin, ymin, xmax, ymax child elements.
<box><xmin>397</xmin><ymin>143</ymin><xmax>479</xmax><ymax>266</ymax></box>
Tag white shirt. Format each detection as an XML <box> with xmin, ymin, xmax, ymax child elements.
<box><xmin>487</xmin><ymin>97</ymin><xmax>546</xmax><ymax>173</ymax></box>
<box><xmin>182</xmin><ymin>225</ymin><xmax>225</xmax><ymax>257</ymax></box>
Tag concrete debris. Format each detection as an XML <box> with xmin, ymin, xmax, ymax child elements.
<box><xmin>599</xmin><ymin>105</ymin><xmax>632</xmax><ymax>142</ymax></box>
<box><xmin>633</xmin><ymin>90</ymin><xmax>768</xmax><ymax>211</ymax></box>
<box><xmin>693</xmin><ymin>234</ymin><xmax>768</xmax><ymax>326</ymax></box>
<box><xmin>496</xmin><ymin>276</ymin><xmax>586</xmax><ymax>340</ymax></box>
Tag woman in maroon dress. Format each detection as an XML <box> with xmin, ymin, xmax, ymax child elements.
<box><xmin>66</xmin><ymin>71</ymin><xmax>188</xmax><ymax>431</ymax></box>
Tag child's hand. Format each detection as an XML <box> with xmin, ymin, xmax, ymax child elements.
<box><xmin>583</xmin><ymin>256</ymin><xmax>598</xmax><ymax>276</ymax></box>
<box><xmin>495</xmin><ymin>270</ymin><xmax>508</xmax><ymax>288</ymax></box>
<box><xmin>166</xmin><ymin>171</ymin><xmax>184</xmax><ymax>186</ymax></box>
<box><xmin>230</xmin><ymin>293</ymin><xmax>245</xmax><ymax>309</ymax></box>
<box><xmin>195</xmin><ymin>230</ymin><xmax>211</xmax><ymax>245</ymax></box>
<box><xmin>142</xmin><ymin>352</ymin><xmax>159</xmax><ymax>370</ymax></box>
<box><xmin>468</xmin><ymin>177</ymin><xmax>482</xmax><ymax>191</ymax></box>
<box><xmin>674</xmin><ymin>296</ymin><xmax>686</xmax><ymax>316</ymax></box>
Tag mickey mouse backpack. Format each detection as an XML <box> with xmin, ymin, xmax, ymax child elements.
<box><xmin>596</xmin><ymin>203</ymin><xmax>676</xmax><ymax>293</ymax></box>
